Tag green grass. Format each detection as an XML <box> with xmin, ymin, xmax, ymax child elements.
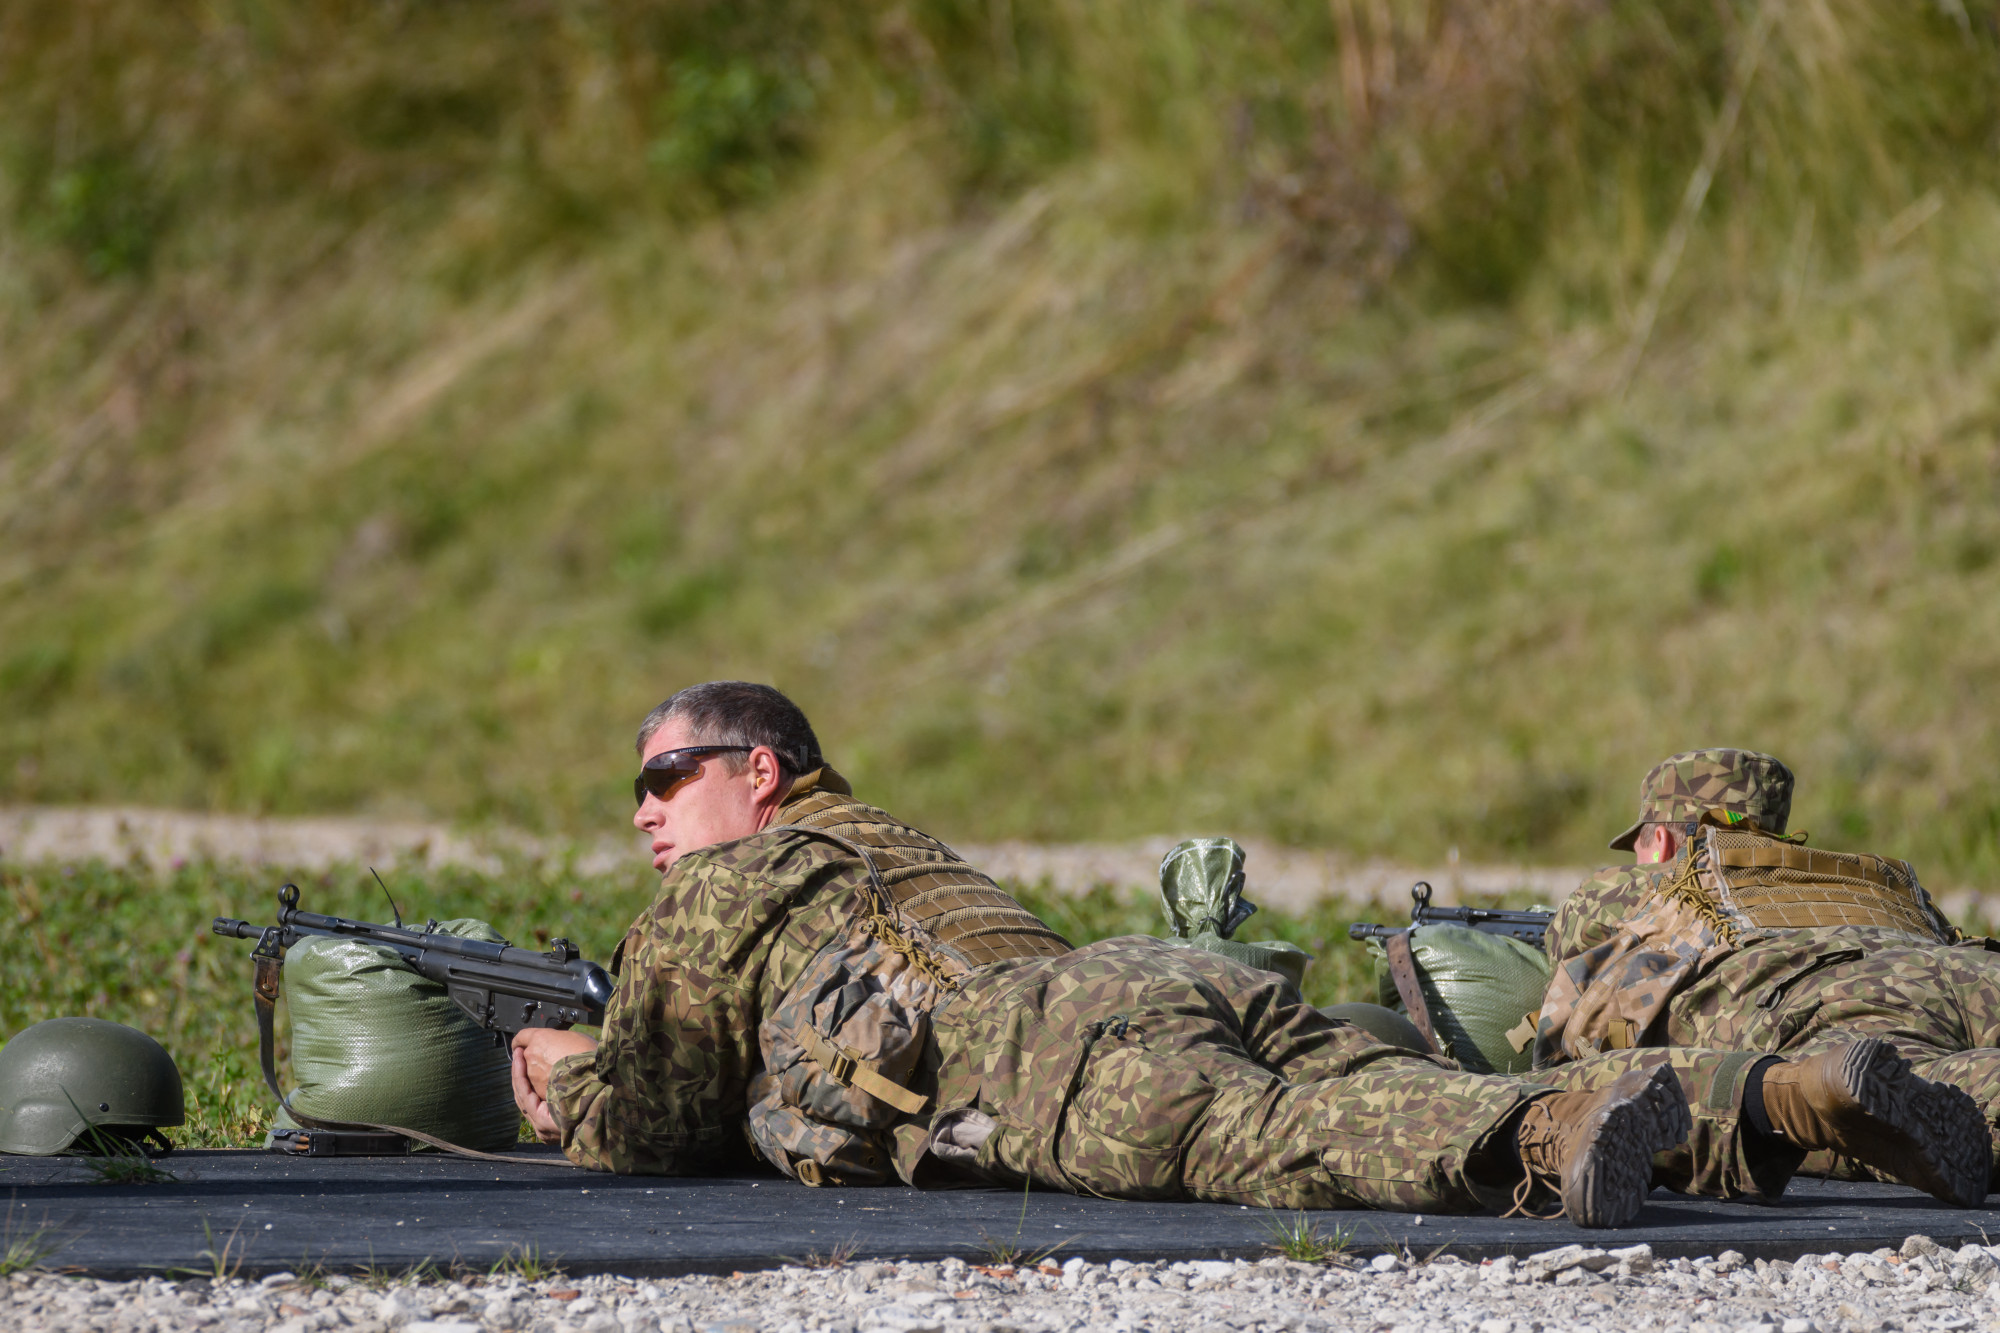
<box><xmin>1262</xmin><ymin>1210</ymin><xmax>1354</xmax><ymax>1265</ymax></box>
<box><xmin>0</xmin><ymin>1203</ymin><xmax>65</xmax><ymax>1277</ymax></box>
<box><xmin>487</xmin><ymin>1242</ymin><xmax>564</xmax><ymax>1284</ymax></box>
<box><xmin>0</xmin><ymin>859</ymin><xmax>1406</xmax><ymax>1148</ymax></box>
<box><xmin>4</xmin><ymin>2</ymin><xmax>2000</xmax><ymax>884</ymax></box>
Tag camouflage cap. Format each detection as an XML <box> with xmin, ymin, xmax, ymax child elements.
<box><xmin>1609</xmin><ymin>748</ymin><xmax>1795</xmax><ymax>851</ymax></box>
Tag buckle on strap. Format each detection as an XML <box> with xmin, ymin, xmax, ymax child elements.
<box><xmin>826</xmin><ymin>1048</ymin><xmax>860</xmax><ymax>1084</ymax></box>
<box><xmin>800</xmin><ymin>1027</ymin><xmax>929</xmax><ymax>1114</ymax></box>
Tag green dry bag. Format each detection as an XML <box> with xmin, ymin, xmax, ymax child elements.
<box><xmin>1157</xmin><ymin>837</ymin><xmax>1313</xmax><ymax>992</ymax></box>
<box><xmin>1369</xmin><ymin>923</ymin><xmax>1550</xmax><ymax>1075</ymax></box>
<box><xmin>268</xmin><ymin>918</ymin><xmax>520</xmax><ymax>1151</ymax></box>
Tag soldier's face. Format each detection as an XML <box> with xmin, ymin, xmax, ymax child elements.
<box><xmin>632</xmin><ymin>716</ymin><xmax>785</xmax><ymax>877</ymax></box>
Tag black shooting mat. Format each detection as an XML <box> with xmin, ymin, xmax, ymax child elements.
<box><xmin>5</xmin><ymin>1149</ymin><xmax>1997</xmax><ymax>1278</ymax></box>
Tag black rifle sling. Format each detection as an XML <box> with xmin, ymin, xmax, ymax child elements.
<box><xmin>1381</xmin><ymin>929</ymin><xmax>1442</xmax><ymax>1057</ymax></box>
<box><xmin>251</xmin><ymin>954</ymin><xmax>579</xmax><ymax>1168</ymax></box>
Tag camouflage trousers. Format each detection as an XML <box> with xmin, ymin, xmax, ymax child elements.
<box><xmin>936</xmin><ymin>937</ymin><xmax>1790</xmax><ymax>1213</ymax></box>
<box><xmin>1661</xmin><ymin>928</ymin><xmax>2000</xmax><ymax>1181</ymax></box>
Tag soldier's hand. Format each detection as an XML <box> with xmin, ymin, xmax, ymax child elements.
<box><xmin>511</xmin><ymin>1028</ymin><xmax>597</xmax><ymax>1144</ymax></box>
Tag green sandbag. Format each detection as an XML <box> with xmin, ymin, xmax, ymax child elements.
<box><xmin>269</xmin><ymin>918</ymin><xmax>520</xmax><ymax>1152</ymax></box>
<box><xmin>1158</xmin><ymin>837</ymin><xmax>1313</xmax><ymax>991</ymax></box>
<box><xmin>1182</xmin><ymin>931</ymin><xmax>1312</xmax><ymax>992</ymax></box>
<box><xmin>1368</xmin><ymin>923</ymin><xmax>1551</xmax><ymax>1075</ymax></box>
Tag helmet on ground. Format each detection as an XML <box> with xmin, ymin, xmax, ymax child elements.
<box><xmin>0</xmin><ymin>1017</ymin><xmax>185</xmax><ymax>1156</ymax></box>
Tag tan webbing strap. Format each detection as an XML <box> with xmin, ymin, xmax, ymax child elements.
<box><xmin>1606</xmin><ymin>1018</ymin><xmax>1636</xmax><ymax>1050</ymax></box>
<box><xmin>797</xmin><ymin>1027</ymin><xmax>930</xmax><ymax>1115</ymax></box>
<box><xmin>1382</xmin><ymin>930</ymin><xmax>1442</xmax><ymax>1057</ymax></box>
<box><xmin>251</xmin><ymin>953</ymin><xmax>580</xmax><ymax>1168</ymax></box>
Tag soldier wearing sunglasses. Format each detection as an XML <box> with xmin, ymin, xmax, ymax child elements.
<box><xmin>509</xmin><ymin>682</ymin><xmax>1984</xmax><ymax>1224</ymax></box>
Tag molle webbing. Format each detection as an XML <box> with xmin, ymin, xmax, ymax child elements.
<box><xmin>780</xmin><ymin>793</ymin><xmax>1072</xmax><ymax>967</ymax></box>
<box><xmin>1695</xmin><ymin>826</ymin><xmax>1951</xmax><ymax>943</ymax></box>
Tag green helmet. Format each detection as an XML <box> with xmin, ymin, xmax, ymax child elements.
<box><xmin>0</xmin><ymin>1018</ymin><xmax>185</xmax><ymax>1156</ymax></box>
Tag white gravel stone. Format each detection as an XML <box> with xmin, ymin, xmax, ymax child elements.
<box><xmin>7</xmin><ymin>1235</ymin><xmax>2000</xmax><ymax>1333</ymax></box>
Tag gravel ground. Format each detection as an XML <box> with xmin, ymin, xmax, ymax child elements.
<box><xmin>10</xmin><ymin>1236</ymin><xmax>2000</xmax><ymax>1333</ymax></box>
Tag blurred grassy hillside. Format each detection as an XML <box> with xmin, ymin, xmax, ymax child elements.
<box><xmin>4</xmin><ymin>1</ymin><xmax>2000</xmax><ymax>881</ymax></box>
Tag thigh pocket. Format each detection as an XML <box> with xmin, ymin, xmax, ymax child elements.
<box><xmin>1060</xmin><ymin>1042</ymin><xmax>1215</xmax><ymax>1200</ymax></box>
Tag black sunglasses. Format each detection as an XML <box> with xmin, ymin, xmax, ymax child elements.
<box><xmin>633</xmin><ymin>745</ymin><xmax>754</xmax><ymax>806</ymax></box>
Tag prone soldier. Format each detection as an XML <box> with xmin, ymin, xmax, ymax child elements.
<box><xmin>510</xmin><ymin>687</ymin><xmax>1989</xmax><ymax>1222</ymax></box>
<box><xmin>1537</xmin><ymin>748</ymin><xmax>2000</xmax><ymax>1193</ymax></box>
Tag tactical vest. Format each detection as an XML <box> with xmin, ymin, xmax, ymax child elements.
<box><xmin>744</xmin><ymin>774</ymin><xmax>1070</xmax><ymax>1186</ymax></box>
<box><xmin>1658</xmin><ymin>815</ymin><xmax>1954</xmax><ymax>946</ymax></box>
<box><xmin>776</xmin><ymin>778</ymin><xmax>1072</xmax><ymax>967</ymax></box>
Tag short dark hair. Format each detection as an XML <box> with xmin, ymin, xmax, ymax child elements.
<box><xmin>635</xmin><ymin>681</ymin><xmax>823</xmax><ymax>778</ymax></box>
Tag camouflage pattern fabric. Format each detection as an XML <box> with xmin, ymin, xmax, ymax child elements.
<box><xmin>933</xmin><ymin>937</ymin><xmax>1794</xmax><ymax>1210</ymax></box>
<box><xmin>1609</xmin><ymin>748</ymin><xmax>1794</xmax><ymax>851</ymax></box>
<box><xmin>746</xmin><ymin>913</ymin><xmax>966</xmax><ymax>1186</ymax></box>
<box><xmin>1542</xmin><ymin>847</ymin><xmax>2000</xmax><ymax>1179</ymax></box>
<box><xmin>551</xmin><ymin>779</ymin><xmax>1800</xmax><ymax>1207</ymax></box>
<box><xmin>1534</xmin><ymin>860</ymin><xmax>1733</xmax><ymax>1067</ymax></box>
<box><xmin>1663</xmin><ymin>929</ymin><xmax>2000</xmax><ymax>1180</ymax></box>
<box><xmin>781</xmin><ymin>776</ymin><xmax>1072</xmax><ymax>967</ymax></box>
<box><xmin>546</xmin><ymin>770</ymin><xmax>1061</xmax><ymax>1175</ymax></box>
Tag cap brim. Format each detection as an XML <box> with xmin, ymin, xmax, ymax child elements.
<box><xmin>1608</xmin><ymin>819</ymin><xmax>1644</xmax><ymax>852</ymax></box>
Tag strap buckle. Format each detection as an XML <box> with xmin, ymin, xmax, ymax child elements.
<box><xmin>826</xmin><ymin>1048</ymin><xmax>860</xmax><ymax>1085</ymax></box>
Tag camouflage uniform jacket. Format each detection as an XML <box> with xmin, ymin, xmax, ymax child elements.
<box><xmin>544</xmin><ymin>769</ymin><xmax>1069</xmax><ymax>1174</ymax></box>
<box><xmin>1533</xmin><ymin>861</ymin><xmax>1725</xmax><ymax>1065</ymax></box>
<box><xmin>1534</xmin><ymin>839</ymin><xmax>1958</xmax><ymax>1067</ymax></box>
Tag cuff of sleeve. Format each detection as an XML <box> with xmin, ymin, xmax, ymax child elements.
<box><xmin>545</xmin><ymin>1049</ymin><xmax>599</xmax><ymax>1137</ymax></box>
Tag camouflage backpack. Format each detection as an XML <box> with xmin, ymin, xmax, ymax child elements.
<box><xmin>745</xmin><ymin>826</ymin><xmax>969</xmax><ymax>1187</ymax></box>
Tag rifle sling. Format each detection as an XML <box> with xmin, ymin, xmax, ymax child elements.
<box><xmin>252</xmin><ymin>955</ymin><xmax>580</xmax><ymax>1168</ymax></box>
<box><xmin>1381</xmin><ymin>930</ymin><xmax>1443</xmax><ymax>1057</ymax></box>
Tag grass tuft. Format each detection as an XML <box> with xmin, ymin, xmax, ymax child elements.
<box><xmin>969</xmin><ymin>1176</ymin><xmax>1071</xmax><ymax>1270</ymax></box>
<box><xmin>487</xmin><ymin>1243</ymin><xmax>563</xmax><ymax>1284</ymax></box>
<box><xmin>1261</xmin><ymin>1210</ymin><xmax>1353</xmax><ymax>1265</ymax></box>
<box><xmin>190</xmin><ymin>1216</ymin><xmax>250</xmax><ymax>1283</ymax></box>
<box><xmin>0</xmin><ymin>1196</ymin><xmax>65</xmax><ymax>1277</ymax></box>
<box><xmin>783</xmin><ymin>1237</ymin><xmax>861</xmax><ymax>1270</ymax></box>
<box><xmin>62</xmin><ymin>1092</ymin><xmax>179</xmax><ymax>1185</ymax></box>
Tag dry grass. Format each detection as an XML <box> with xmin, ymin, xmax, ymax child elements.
<box><xmin>2</xmin><ymin>2</ymin><xmax>1999</xmax><ymax>881</ymax></box>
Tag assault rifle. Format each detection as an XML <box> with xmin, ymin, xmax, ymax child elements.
<box><xmin>1346</xmin><ymin>881</ymin><xmax>1554</xmax><ymax>948</ymax></box>
<box><xmin>214</xmin><ymin>881</ymin><xmax>615</xmax><ymax>1160</ymax></box>
<box><xmin>213</xmin><ymin>882</ymin><xmax>615</xmax><ymax>1044</ymax></box>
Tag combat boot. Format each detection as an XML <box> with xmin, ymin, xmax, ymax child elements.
<box><xmin>1512</xmin><ymin>1063</ymin><xmax>1692</xmax><ymax>1228</ymax></box>
<box><xmin>1757</xmin><ymin>1039</ymin><xmax>1989</xmax><ymax>1208</ymax></box>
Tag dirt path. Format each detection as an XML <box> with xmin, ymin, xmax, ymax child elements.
<box><xmin>0</xmin><ymin>804</ymin><xmax>1588</xmax><ymax>912</ymax></box>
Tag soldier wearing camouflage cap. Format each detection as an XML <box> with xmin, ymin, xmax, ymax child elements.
<box><xmin>510</xmin><ymin>685</ymin><xmax>1985</xmax><ymax>1222</ymax></box>
<box><xmin>1536</xmin><ymin>747</ymin><xmax>2000</xmax><ymax>1198</ymax></box>
<box><xmin>1607</xmin><ymin>748</ymin><xmax>1795</xmax><ymax>852</ymax></box>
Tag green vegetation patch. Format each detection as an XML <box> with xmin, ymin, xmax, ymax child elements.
<box><xmin>0</xmin><ymin>860</ymin><xmax>1402</xmax><ymax>1148</ymax></box>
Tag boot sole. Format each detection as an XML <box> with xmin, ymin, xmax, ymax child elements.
<box><xmin>1836</xmin><ymin>1038</ymin><xmax>1990</xmax><ymax>1208</ymax></box>
<box><xmin>1564</xmin><ymin>1063</ymin><xmax>1693</xmax><ymax>1228</ymax></box>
